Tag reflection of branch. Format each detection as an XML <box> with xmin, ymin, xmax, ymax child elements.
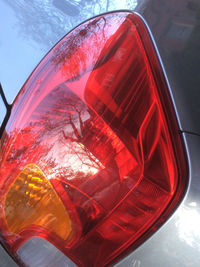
<box><xmin>73</xmin><ymin>148</ymin><xmax>99</xmax><ymax>170</ymax></box>
<box><xmin>62</xmin><ymin>127</ymin><xmax>102</xmax><ymax>170</ymax></box>
<box><xmin>62</xmin><ymin>130</ymin><xmax>78</xmax><ymax>143</ymax></box>
<box><xmin>69</xmin><ymin>116</ymin><xmax>82</xmax><ymax>141</ymax></box>
<box><xmin>51</xmin><ymin>16</ymin><xmax>109</xmax><ymax>82</ymax></box>
<box><xmin>77</xmin><ymin>109</ymin><xmax>83</xmax><ymax>129</ymax></box>
<box><xmin>80</xmin><ymin>144</ymin><xmax>102</xmax><ymax>169</ymax></box>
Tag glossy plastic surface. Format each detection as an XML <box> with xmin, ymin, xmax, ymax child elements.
<box><xmin>0</xmin><ymin>12</ymin><xmax>187</xmax><ymax>266</ymax></box>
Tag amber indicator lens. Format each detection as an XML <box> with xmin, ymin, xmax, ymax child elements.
<box><xmin>4</xmin><ymin>164</ymin><xmax>72</xmax><ymax>241</ymax></box>
<box><xmin>0</xmin><ymin>11</ymin><xmax>187</xmax><ymax>266</ymax></box>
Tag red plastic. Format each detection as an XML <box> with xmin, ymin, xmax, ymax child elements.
<box><xmin>0</xmin><ymin>12</ymin><xmax>187</xmax><ymax>266</ymax></box>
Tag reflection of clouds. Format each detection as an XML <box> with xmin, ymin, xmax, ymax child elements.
<box><xmin>176</xmin><ymin>204</ymin><xmax>200</xmax><ymax>250</ymax></box>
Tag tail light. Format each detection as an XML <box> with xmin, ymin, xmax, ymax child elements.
<box><xmin>0</xmin><ymin>11</ymin><xmax>187</xmax><ymax>266</ymax></box>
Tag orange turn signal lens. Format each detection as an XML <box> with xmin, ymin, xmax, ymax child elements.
<box><xmin>4</xmin><ymin>164</ymin><xmax>72</xmax><ymax>241</ymax></box>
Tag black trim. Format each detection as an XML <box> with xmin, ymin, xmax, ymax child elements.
<box><xmin>0</xmin><ymin>83</ymin><xmax>12</xmax><ymax>138</ymax></box>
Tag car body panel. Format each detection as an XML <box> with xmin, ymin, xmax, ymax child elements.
<box><xmin>0</xmin><ymin>0</ymin><xmax>200</xmax><ymax>266</ymax></box>
<box><xmin>0</xmin><ymin>246</ymin><xmax>17</xmax><ymax>267</ymax></box>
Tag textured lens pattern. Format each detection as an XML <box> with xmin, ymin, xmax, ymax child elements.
<box><xmin>4</xmin><ymin>164</ymin><xmax>72</xmax><ymax>241</ymax></box>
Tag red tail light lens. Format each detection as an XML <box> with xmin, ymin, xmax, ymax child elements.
<box><xmin>0</xmin><ymin>12</ymin><xmax>187</xmax><ymax>266</ymax></box>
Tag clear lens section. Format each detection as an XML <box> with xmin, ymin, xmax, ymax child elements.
<box><xmin>0</xmin><ymin>12</ymin><xmax>187</xmax><ymax>266</ymax></box>
<box><xmin>17</xmin><ymin>237</ymin><xmax>77</xmax><ymax>267</ymax></box>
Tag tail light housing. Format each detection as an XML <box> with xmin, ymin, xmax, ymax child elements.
<box><xmin>0</xmin><ymin>11</ymin><xmax>187</xmax><ymax>266</ymax></box>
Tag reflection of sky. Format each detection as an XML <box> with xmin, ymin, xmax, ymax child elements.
<box><xmin>0</xmin><ymin>1</ymin><xmax>45</xmax><ymax>103</ymax></box>
<box><xmin>0</xmin><ymin>0</ymin><xmax>137</xmax><ymax>103</ymax></box>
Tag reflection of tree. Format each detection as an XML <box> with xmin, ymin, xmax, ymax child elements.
<box><xmin>50</xmin><ymin>13</ymin><xmax>132</xmax><ymax>93</ymax></box>
<box><xmin>32</xmin><ymin>85</ymin><xmax>120</xmax><ymax>173</ymax></box>
<box><xmin>1</xmin><ymin>11</ymin><xmax>142</xmax><ymax>204</ymax></box>
<box><xmin>1</xmin><ymin>82</ymin><xmax>124</xmax><ymax>234</ymax></box>
<box><xmin>56</xmin><ymin>89</ymin><xmax>104</xmax><ymax>171</ymax></box>
<box><xmin>3</xmin><ymin>0</ymin><xmax>137</xmax><ymax>48</ymax></box>
<box><xmin>51</xmin><ymin>16</ymin><xmax>106</xmax><ymax>64</ymax></box>
<box><xmin>2</xmin><ymin>83</ymin><xmax>115</xmax><ymax>183</ymax></box>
